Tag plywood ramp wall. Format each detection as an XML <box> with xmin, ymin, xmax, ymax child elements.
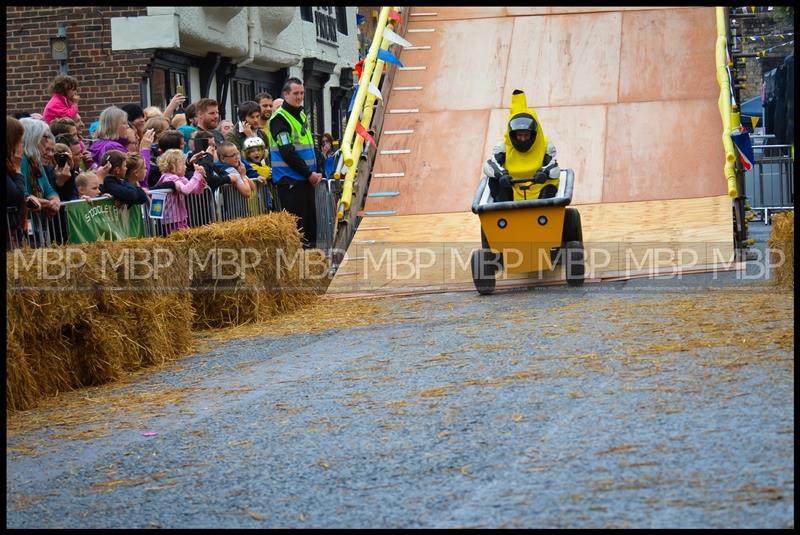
<box><xmin>328</xmin><ymin>7</ymin><xmax>733</xmax><ymax>296</ymax></box>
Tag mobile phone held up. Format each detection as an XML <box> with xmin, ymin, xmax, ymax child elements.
<box><xmin>54</xmin><ymin>152</ymin><xmax>70</xmax><ymax>168</ymax></box>
<box><xmin>175</xmin><ymin>85</ymin><xmax>186</xmax><ymax>114</ymax></box>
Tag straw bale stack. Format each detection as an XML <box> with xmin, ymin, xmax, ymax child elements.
<box><xmin>6</xmin><ymin>237</ymin><xmax>194</xmax><ymax>411</ymax></box>
<box><xmin>7</xmin><ymin>211</ymin><xmax>329</xmax><ymax>411</ymax></box>
<box><xmin>768</xmin><ymin>211</ymin><xmax>794</xmax><ymax>289</ymax></box>
<box><xmin>170</xmin><ymin>212</ymin><xmax>329</xmax><ymax>329</ymax></box>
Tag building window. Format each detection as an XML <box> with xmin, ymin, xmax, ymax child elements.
<box><xmin>231</xmin><ymin>66</ymin><xmax>287</xmax><ymax>116</ymax></box>
<box><xmin>147</xmin><ymin>52</ymin><xmax>193</xmax><ymax>110</ymax></box>
<box><xmin>232</xmin><ymin>79</ymin><xmax>255</xmax><ymax>113</ymax></box>
<box><xmin>305</xmin><ymin>87</ymin><xmax>324</xmax><ymax>145</ymax></box>
<box><xmin>336</xmin><ymin>7</ymin><xmax>348</xmax><ymax>35</ymax></box>
<box><xmin>300</xmin><ymin>6</ymin><xmax>313</xmax><ymax>22</ymax></box>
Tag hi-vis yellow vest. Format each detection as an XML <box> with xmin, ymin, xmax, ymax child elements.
<box><xmin>504</xmin><ymin>91</ymin><xmax>559</xmax><ymax>200</ymax></box>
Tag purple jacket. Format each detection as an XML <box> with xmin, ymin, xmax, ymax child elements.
<box><xmin>90</xmin><ymin>137</ymin><xmax>151</xmax><ymax>176</ymax></box>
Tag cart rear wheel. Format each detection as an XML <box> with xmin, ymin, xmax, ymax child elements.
<box><xmin>471</xmin><ymin>249</ymin><xmax>499</xmax><ymax>295</ymax></box>
<box><xmin>564</xmin><ymin>240</ymin><xmax>585</xmax><ymax>286</ymax></box>
<box><xmin>562</xmin><ymin>208</ymin><xmax>583</xmax><ymax>243</ymax></box>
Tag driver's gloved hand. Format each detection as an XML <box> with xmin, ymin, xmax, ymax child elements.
<box><xmin>533</xmin><ymin>171</ymin><xmax>549</xmax><ymax>184</ymax></box>
<box><xmin>498</xmin><ymin>172</ymin><xmax>512</xmax><ymax>191</ymax></box>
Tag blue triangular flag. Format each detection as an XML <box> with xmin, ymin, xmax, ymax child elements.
<box><xmin>356</xmin><ymin>13</ymin><xmax>365</xmax><ymax>25</ymax></box>
<box><xmin>377</xmin><ymin>48</ymin><xmax>403</xmax><ymax>67</ymax></box>
<box><xmin>347</xmin><ymin>90</ymin><xmax>357</xmax><ymax>114</ymax></box>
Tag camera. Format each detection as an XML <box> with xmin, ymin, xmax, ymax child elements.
<box><xmin>150</xmin><ymin>143</ymin><xmax>160</xmax><ymax>158</ymax></box>
<box><xmin>54</xmin><ymin>152</ymin><xmax>70</xmax><ymax>168</ymax></box>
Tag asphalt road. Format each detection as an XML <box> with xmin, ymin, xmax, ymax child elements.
<box><xmin>6</xmin><ymin>223</ymin><xmax>794</xmax><ymax>528</ymax></box>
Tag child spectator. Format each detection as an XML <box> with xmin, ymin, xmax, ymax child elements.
<box><xmin>145</xmin><ymin>130</ymin><xmax>184</xmax><ymax>187</ymax></box>
<box><xmin>74</xmin><ymin>171</ymin><xmax>112</xmax><ymax>201</ymax></box>
<box><xmin>99</xmin><ymin>150</ymin><xmax>148</xmax><ymax>205</ymax></box>
<box><xmin>42</xmin><ymin>74</ymin><xmax>80</xmax><ymax>124</ymax></box>
<box><xmin>242</xmin><ymin>136</ymin><xmax>271</xmax><ymax>181</ymax></box>
<box><xmin>124</xmin><ymin>152</ymin><xmax>148</xmax><ymax>188</ymax></box>
<box><xmin>153</xmin><ymin>148</ymin><xmax>207</xmax><ymax>234</ymax></box>
<box><xmin>171</xmin><ymin>113</ymin><xmax>187</xmax><ymax>129</ymax></box>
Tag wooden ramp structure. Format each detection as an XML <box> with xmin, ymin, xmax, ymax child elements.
<box><xmin>328</xmin><ymin>7</ymin><xmax>736</xmax><ymax>297</ymax></box>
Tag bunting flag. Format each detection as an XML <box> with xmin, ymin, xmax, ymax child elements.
<box><xmin>367</xmin><ymin>83</ymin><xmax>383</xmax><ymax>101</ymax></box>
<box><xmin>347</xmin><ymin>90</ymin><xmax>357</xmax><ymax>114</ymax></box>
<box><xmin>355</xmin><ymin>123</ymin><xmax>376</xmax><ymax>147</ymax></box>
<box><xmin>388</xmin><ymin>9</ymin><xmax>402</xmax><ymax>30</ymax></box>
<box><xmin>383</xmin><ymin>27</ymin><xmax>413</xmax><ymax>48</ymax></box>
<box><xmin>354</xmin><ymin>59</ymin><xmax>364</xmax><ymax>81</ymax></box>
<box><xmin>730</xmin><ymin>130</ymin><xmax>755</xmax><ymax>172</ymax></box>
<box><xmin>758</xmin><ymin>40</ymin><xmax>795</xmax><ymax>56</ymax></box>
<box><xmin>377</xmin><ymin>48</ymin><xmax>403</xmax><ymax>67</ymax></box>
<box><xmin>356</xmin><ymin>13</ymin><xmax>365</xmax><ymax>25</ymax></box>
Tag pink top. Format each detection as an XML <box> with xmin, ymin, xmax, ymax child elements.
<box><xmin>42</xmin><ymin>93</ymin><xmax>79</xmax><ymax>124</ymax></box>
<box><xmin>154</xmin><ymin>170</ymin><xmax>207</xmax><ymax>224</ymax></box>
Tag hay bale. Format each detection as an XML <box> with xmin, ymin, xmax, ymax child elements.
<box><xmin>169</xmin><ymin>212</ymin><xmax>328</xmax><ymax>329</ymax></box>
<box><xmin>6</xmin><ymin>330</ymin><xmax>80</xmax><ymax>412</ymax></box>
<box><xmin>6</xmin><ymin>245</ymin><xmax>96</xmax><ymax>341</ymax></box>
<box><xmin>768</xmin><ymin>211</ymin><xmax>794</xmax><ymax>289</ymax></box>
<box><xmin>6</xmin><ymin>235</ymin><xmax>194</xmax><ymax>411</ymax></box>
<box><xmin>6</xmin><ymin>211</ymin><xmax>329</xmax><ymax>412</ymax></box>
<box><xmin>6</xmin><ymin>330</ymin><xmax>38</xmax><ymax>412</ymax></box>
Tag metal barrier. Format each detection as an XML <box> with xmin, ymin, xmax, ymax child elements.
<box><xmin>6</xmin><ymin>179</ymin><xmax>300</xmax><ymax>250</ymax></box>
<box><xmin>315</xmin><ymin>179</ymin><xmax>339</xmax><ymax>255</ymax></box>
<box><xmin>744</xmin><ymin>143</ymin><xmax>794</xmax><ymax>223</ymax></box>
<box><xmin>217</xmin><ymin>182</ymin><xmax>264</xmax><ymax>222</ymax></box>
<box><xmin>6</xmin><ymin>205</ymin><xmax>71</xmax><ymax>250</ymax></box>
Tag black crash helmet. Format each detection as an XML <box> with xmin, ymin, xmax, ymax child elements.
<box><xmin>508</xmin><ymin>113</ymin><xmax>537</xmax><ymax>152</ymax></box>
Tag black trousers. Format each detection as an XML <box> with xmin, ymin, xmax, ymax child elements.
<box><xmin>277</xmin><ymin>180</ymin><xmax>317</xmax><ymax>248</ymax></box>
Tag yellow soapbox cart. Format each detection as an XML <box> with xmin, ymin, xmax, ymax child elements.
<box><xmin>470</xmin><ymin>169</ymin><xmax>584</xmax><ymax>294</ymax></box>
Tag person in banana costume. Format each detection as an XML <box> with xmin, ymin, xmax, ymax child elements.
<box><xmin>483</xmin><ymin>89</ymin><xmax>560</xmax><ymax>202</ymax></box>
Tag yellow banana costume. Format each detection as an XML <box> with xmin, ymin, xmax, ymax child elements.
<box><xmin>484</xmin><ymin>89</ymin><xmax>560</xmax><ymax>201</ymax></box>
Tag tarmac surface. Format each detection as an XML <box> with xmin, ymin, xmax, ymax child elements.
<box><xmin>6</xmin><ymin>223</ymin><xmax>794</xmax><ymax>528</ymax></box>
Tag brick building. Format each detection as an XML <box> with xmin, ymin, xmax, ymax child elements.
<box><xmin>6</xmin><ymin>6</ymin><xmax>151</xmax><ymax>123</ymax></box>
<box><xmin>6</xmin><ymin>6</ymin><xmax>360</xmax><ymax>142</ymax></box>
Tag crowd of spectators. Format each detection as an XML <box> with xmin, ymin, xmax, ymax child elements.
<box><xmin>6</xmin><ymin>73</ymin><xmax>341</xmax><ymax>250</ymax></box>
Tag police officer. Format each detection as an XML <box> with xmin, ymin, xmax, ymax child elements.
<box><xmin>268</xmin><ymin>77</ymin><xmax>322</xmax><ymax>248</ymax></box>
<box><xmin>484</xmin><ymin>89</ymin><xmax>560</xmax><ymax>202</ymax></box>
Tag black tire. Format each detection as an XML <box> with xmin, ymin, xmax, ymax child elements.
<box><xmin>480</xmin><ymin>228</ymin><xmax>490</xmax><ymax>249</ymax></box>
<box><xmin>471</xmin><ymin>249</ymin><xmax>498</xmax><ymax>295</ymax></box>
<box><xmin>553</xmin><ymin>208</ymin><xmax>582</xmax><ymax>269</ymax></box>
<box><xmin>564</xmin><ymin>240</ymin><xmax>585</xmax><ymax>286</ymax></box>
<box><xmin>562</xmin><ymin>207</ymin><xmax>583</xmax><ymax>243</ymax></box>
